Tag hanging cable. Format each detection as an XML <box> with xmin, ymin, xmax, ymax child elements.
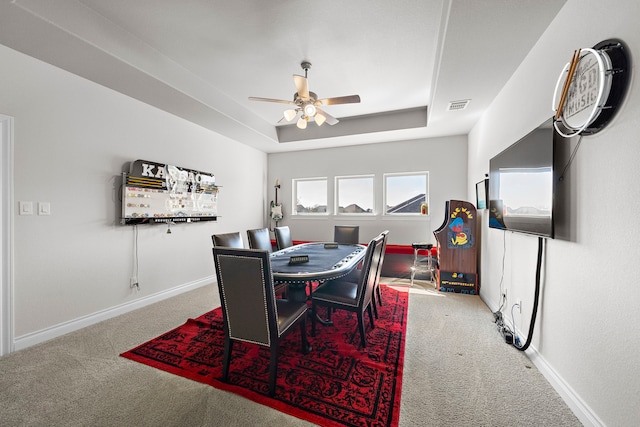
<box><xmin>497</xmin><ymin>231</ymin><xmax>507</xmax><ymax>312</ymax></box>
<box><xmin>558</xmin><ymin>134</ymin><xmax>583</xmax><ymax>182</ymax></box>
<box><xmin>132</xmin><ymin>224</ymin><xmax>139</xmax><ymax>290</ymax></box>
<box><xmin>514</xmin><ymin>236</ymin><xmax>544</xmax><ymax>351</ymax></box>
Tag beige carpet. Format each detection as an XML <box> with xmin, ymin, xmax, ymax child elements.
<box><xmin>0</xmin><ymin>278</ymin><xmax>581</xmax><ymax>426</ymax></box>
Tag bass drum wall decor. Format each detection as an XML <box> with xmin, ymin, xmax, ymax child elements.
<box><xmin>552</xmin><ymin>39</ymin><xmax>630</xmax><ymax>138</ymax></box>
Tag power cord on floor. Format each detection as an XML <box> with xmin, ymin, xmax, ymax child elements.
<box><xmin>493</xmin><ymin>310</ymin><xmax>513</xmax><ymax>344</ymax></box>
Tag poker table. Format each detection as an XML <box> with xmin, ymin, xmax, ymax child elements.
<box><xmin>270</xmin><ymin>242</ymin><xmax>366</xmax><ymax>302</ymax></box>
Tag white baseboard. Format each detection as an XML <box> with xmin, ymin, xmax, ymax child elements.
<box><xmin>480</xmin><ymin>293</ymin><xmax>603</xmax><ymax>427</ymax></box>
<box><xmin>13</xmin><ymin>276</ymin><xmax>214</xmax><ymax>352</ymax></box>
<box><xmin>525</xmin><ymin>346</ymin><xmax>604</xmax><ymax>427</ymax></box>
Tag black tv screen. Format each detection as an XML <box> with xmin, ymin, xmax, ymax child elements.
<box><xmin>489</xmin><ymin>119</ymin><xmax>555</xmax><ymax>238</ymax></box>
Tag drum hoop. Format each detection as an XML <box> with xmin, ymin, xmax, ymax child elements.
<box><xmin>553</xmin><ymin>48</ymin><xmax>610</xmax><ymax>138</ymax></box>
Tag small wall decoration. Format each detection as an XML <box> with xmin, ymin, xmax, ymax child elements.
<box><xmin>270</xmin><ymin>178</ymin><xmax>283</xmax><ymax>227</ymax></box>
<box><xmin>475</xmin><ymin>178</ymin><xmax>488</xmax><ymax>209</ymax></box>
<box><xmin>552</xmin><ymin>39</ymin><xmax>630</xmax><ymax>138</ymax></box>
<box><xmin>122</xmin><ymin>160</ymin><xmax>219</xmax><ymax>225</ymax></box>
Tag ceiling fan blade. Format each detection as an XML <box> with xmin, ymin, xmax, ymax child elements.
<box><xmin>315</xmin><ymin>95</ymin><xmax>361</xmax><ymax>106</ymax></box>
<box><xmin>315</xmin><ymin>108</ymin><xmax>339</xmax><ymax>126</ymax></box>
<box><xmin>248</xmin><ymin>97</ymin><xmax>295</xmax><ymax>105</ymax></box>
<box><xmin>293</xmin><ymin>75</ymin><xmax>310</xmax><ymax>100</ymax></box>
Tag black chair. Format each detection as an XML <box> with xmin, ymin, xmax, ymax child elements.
<box><xmin>247</xmin><ymin>227</ymin><xmax>288</xmax><ymax>298</ymax></box>
<box><xmin>334</xmin><ymin>225</ymin><xmax>359</xmax><ymax>244</ymax></box>
<box><xmin>310</xmin><ymin>232</ymin><xmax>385</xmax><ymax>348</ymax></box>
<box><xmin>247</xmin><ymin>228</ymin><xmax>273</xmax><ymax>252</ymax></box>
<box><xmin>372</xmin><ymin>230</ymin><xmax>389</xmax><ymax>314</ymax></box>
<box><xmin>274</xmin><ymin>226</ymin><xmax>293</xmax><ymax>250</ymax></box>
<box><xmin>212</xmin><ymin>232</ymin><xmax>243</xmax><ymax>248</ymax></box>
<box><xmin>212</xmin><ymin>247</ymin><xmax>311</xmax><ymax>396</ymax></box>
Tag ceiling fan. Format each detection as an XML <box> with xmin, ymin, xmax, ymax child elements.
<box><xmin>248</xmin><ymin>61</ymin><xmax>361</xmax><ymax>129</ymax></box>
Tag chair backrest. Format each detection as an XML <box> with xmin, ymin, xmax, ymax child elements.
<box><xmin>373</xmin><ymin>230</ymin><xmax>389</xmax><ymax>288</ymax></box>
<box><xmin>212</xmin><ymin>247</ymin><xmax>278</xmax><ymax>346</ymax></box>
<box><xmin>355</xmin><ymin>233</ymin><xmax>385</xmax><ymax>309</ymax></box>
<box><xmin>212</xmin><ymin>232</ymin><xmax>244</xmax><ymax>248</ymax></box>
<box><xmin>274</xmin><ymin>226</ymin><xmax>293</xmax><ymax>251</ymax></box>
<box><xmin>334</xmin><ymin>225</ymin><xmax>360</xmax><ymax>244</ymax></box>
<box><xmin>247</xmin><ymin>228</ymin><xmax>273</xmax><ymax>252</ymax></box>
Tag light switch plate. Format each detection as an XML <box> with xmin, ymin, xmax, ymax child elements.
<box><xmin>19</xmin><ymin>201</ymin><xmax>33</xmax><ymax>215</ymax></box>
<box><xmin>38</xmin><ymin>202</ymin><xmax>51</xmax><ymax>215</ymax></box>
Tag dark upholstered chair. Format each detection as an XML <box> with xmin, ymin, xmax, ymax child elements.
<box><xmin>247</xmin><ymin>228</ymin><xmax>273</xmax><ymax>252</ymax></box>
<box><xmin>212</xmin><ymin>247</ymin><xmax>311</xmax><ymax>396</ymax></box>
<box><xmin>310</xmin><ymin>232</ymin><xmax>385</xmax><ymax>348</ymax></box>
<box><xmin>274</xmin><ymin>226</ymin><xmax>293</xmax><ymax>251</ymax></box>
<box><xmin>334</xmin><ymin>225</ymin><xmax>360</xmax><ymax>244</ymax></box>
<box><xmin>247</xmin><ymin>228</ymin><xmax>287</xmax><ymax>298</ymax></box>
<box><xmin>212</xmin><ymin>232</ymin><xmax>243</xmax><ymax>248</ymax></box>
<box><xmin>372</xmin><ymin>230</ymin><xmax>389</xmax><ymax>315</ymax></box>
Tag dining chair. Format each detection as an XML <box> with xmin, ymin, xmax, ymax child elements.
<box><xmin>310</xmin><ymin>232</ymin><xmax>385</xmax><ymax>348</ymax></box>
<box><xmin>212</xmin><ymin>247</ymin><xmax>311</xmax><ymax>396</ymax></box>
<box><xmin>372</xmin><ymin>230</ymin><xmax>389</xmax><ymax>313</ymax></box>
<box><xmin>211</xmin><ymin>231</ymin><xmax>244</xmax><ymax>248</ymax></box>
<box><xmin>274</xmin><ymin>226</ymin><xmax>293</xmax><ymax>251</ymax></box>
<box><xmin>334</xmin><ymin>225</ymin><xmax>359</xmax><ymax>244</ymax></box>
<box><xmin>247</xmin><ymin>227</ymin><xmax>288</xmax><ymax>298</ymax></box>
<box><xmin>246</xmin><ymin>228</ymin><xmax>273</xmax><ymax>252</ymax></box>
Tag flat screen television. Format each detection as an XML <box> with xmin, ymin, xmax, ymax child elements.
<box><xmin>488</xmin><ymin>118</ymin><xmax>555</xmax><ymax>238</ymax></box>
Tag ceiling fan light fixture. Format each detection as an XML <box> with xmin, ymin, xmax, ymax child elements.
<box><xmin>283</xmin><ymin>109</ymin><xmax>298</xmax><ymax>122</ymax></box>
<box><xmin>296</xmin><ymin>115</ymin><xmax>308</xmax><ymax>129</ymax></box>
<box><xmin>315</xmin><ymin>111</ymin><xmax>327</xmax><ymax>126</ymax></box>
<box><xmin>303</xmin><ymin>103</ymin><xmax>317</xmax><ymax>117</ymax></box>
<box><xmin>249</xmin><ymin>61</ymin><xmax>360</xmax><ymax>130</ymax></box>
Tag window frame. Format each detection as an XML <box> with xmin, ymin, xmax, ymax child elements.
<box><xmin>334</xmin><ymin>174</ymin><xmax>375</xmax><ymax>216</ymax></box>
<box><xmin>383</xmin><ymin>171</ymin><xmax>430</xmax><ymax>217</ymax></box>
<box><xmin>292</xmin><ymin>177</ymin><xmax>329</xmax><ymax>216</ymax></box>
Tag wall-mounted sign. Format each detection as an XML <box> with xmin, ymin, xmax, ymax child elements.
<box><xmin>553</xmin><ymin>39</ymin><xmax>630</xmax><ymax>138</ymax></box>
<box><xmin>121</xmin><ymin>160</ymin><xmax>219</xmax><ymax>225</ymax></box>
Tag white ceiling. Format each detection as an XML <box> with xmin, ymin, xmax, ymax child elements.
<box><xmin>0</xmin><ymin>0</ymin><xmax>566</xmax><ymax>153</ymax></box>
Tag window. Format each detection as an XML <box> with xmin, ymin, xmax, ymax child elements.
<box><xmin>384</xmin><ymin>172</ymin><xmax>429</xmax><ymax>215</ymax></box>
<box><xmin>335</xmin><ymin>175</ymin><xmax>374</xmax><ymax>215</ymax></box>
<box><xmin>292</xmin><ymin>177</ymin><xmax>328</xmax><ymax>214</ymax></box>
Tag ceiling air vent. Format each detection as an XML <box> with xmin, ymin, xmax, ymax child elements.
<box><xmin>447</xmin><ymin>99</ymin><xmax>470</xmax><ymax>111</ymax></box>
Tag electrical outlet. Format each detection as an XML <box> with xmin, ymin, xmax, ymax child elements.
<box><xmin>516</xmin><ymin>298</ymin><xmax>522</xmax><ymax>313</ymax></box>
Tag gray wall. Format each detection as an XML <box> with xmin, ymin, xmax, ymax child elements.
<box><xmin>0</xmin><ymin>44</ymin><xmax>267</xmax><ymax>347</ymax></box>
<box><xmin>268</xmin><ymin>135</ymin><xmax>468</xmax><ymax>245</ymax></box>
<box><xmin>468</xmin><ymin>1</ymin><xmax>640</xmax><ymax>426</ymax></box>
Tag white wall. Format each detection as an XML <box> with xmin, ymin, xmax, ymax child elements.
<box><xmin>469</xmin><ymin>1</ymin><xmax>640</xmax><ymax>426</ymax></box>
<box><xmin>0</xmin><ymin>44</ymin><xmax>267</xmax><ymax>349</ymax></box>
<box><xmin>267</xmin><ymin>135</ymin><xmax>468</xmax><ymax>245</ymax></box>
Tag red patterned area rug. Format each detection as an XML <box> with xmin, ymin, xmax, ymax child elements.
<box><xmin>121</xmin><ymin>284</ymin><xmax>408</xmax><ymax>427</ymax></box>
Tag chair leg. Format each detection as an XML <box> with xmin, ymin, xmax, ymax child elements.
<box><xmin>376</xmin><ymin>284</ymin><xmax>383</xmax><ymax>306</ymax></box>
<box><xmin>357</xmin><ymin>312</ymin><xmax>367</xmax><ymax>348</ymax></box>
<box><xmin>311</xmin><ymin>301</ymin><xmax>317</xmax><ymax>337</ymax></box>
<box><xmin>268</xmin><ymin>345</ymin><xmax>279</xmax><ymax>397</ymax></box>
<box><xmin>371</xmin><ymin>293</ymin><xmax>379</xmax><ymax>319</ymax></box>
<box><xmin>367</xmin><ymin>304</ymin><xmax>375</xmax><ymax>329</ymax></box>
<box><xmin>222</xmin><ymin>337</ymin><xmax>234</xmax><ymax>382</ymax></box>
<box><xmin>300</xmin><ymin>318</ymin><xmax>312</xmax><ymax>354</ymax></box>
